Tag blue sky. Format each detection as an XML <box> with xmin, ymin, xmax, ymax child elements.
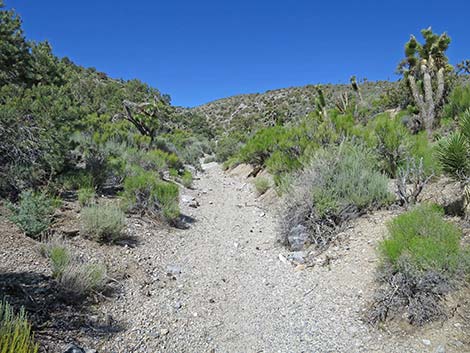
<box><xmin>7</xmin><ymin>0</ymin><xmax>470</xmax><ymax>107</ymax></box>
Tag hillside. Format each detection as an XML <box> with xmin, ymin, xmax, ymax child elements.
<box><xmin>188</xmin><ymin>80</ymin><xmax>399</xmax><ymax>131</ymax></box>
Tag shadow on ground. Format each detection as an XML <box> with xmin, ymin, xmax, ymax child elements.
<box><xmin>0</xmin><ymin>271</ymin><xmax>124</xmax><ymax>351</ymax></box>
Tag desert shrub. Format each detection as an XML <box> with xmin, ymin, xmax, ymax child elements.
<box><xmin>442</xmin><ymin>84</ymin><xmax>470</xmax><ymax>120</ymax></box>
<box><xmin>40</xmin><ymin>238</ymin><xmax>71</xmax><ymax>277</ymax></box>
<box><xmin>122</xmin><ymin>168</ymin><xmax>180</xmax><ymax>222</ymax></box>
<box><xmin>358</xmin><ymin>114</ymin><xmax>438</xmax><ymax>178</ymax></box>
<box><xmin>280</xmin><ymin>142</ymin><xmax>392</xmax><ymax>249</ymax></box>
<box><xmin>80</xmin><ymin>204</ymin><xmax>126</xmax><ymax>243</ymax></box>
<box><xmin>40</xmin><ymin>237</ymin><xmax>107</xmax><ymax>300</ymax></box>
<box><xmin>57</xmin><ymin>263</ymin><xmax>107</xmax><ymax>300</ymax></box>
<box><xmin>215</xmin><ymin>134</ymin><xmax>244</xmax><ymax>162</ymax></box>
<box><xmin>8</xmin><ymin>190</ymin><xmax>59</xmax><ymax>238</ymax></box>
<box><xmin>369</xmin><ymin>204</ymin><xmax>470</xmax><ymax>325</ymax></box>
<box><xmin>77</xmin><ymin>187</ymin><xmax>95</xmax><ymax>206</ymax></box>
<box><xmin>372</xmin><ymin>113</ymin><xmax>409</xmax><ymax>177</ymax></box>
<box><xmin>0</xmin><ymin>300</ymin><xmax>38</xmax><ymax>353</ymax></box>
<box><xmin>253</xmin><ymin>177</ymin><xmax>271</xmax><ymax>195</ymax></box>
<box><xmin>181</xmin><ymin>170</ymin><xmax>193</xmax><ymax>188</ymax></box>
<box><xmin>57</xmin><ymin>170</ymin><xmax>94</xmax><ymax>191</ymax></box>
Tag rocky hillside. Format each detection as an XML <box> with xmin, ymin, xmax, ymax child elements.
<box><xmin>187</xmin><ymin>80</ymin><xmax>398</xmax><ymax>131</ymax></box>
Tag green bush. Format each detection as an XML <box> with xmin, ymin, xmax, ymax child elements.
<box><xmin>40</xmin><ymin>239</ymin><xmax>71</xmax><ymax>277</ymax></box>
<box><xmin>370</xmin><ymin>204</ymin><xmax>470</xmax><ymax>325</ymax></box>
<box><xmin>8</xmin><ymin>190</ymin><xmax>59</xmax><ymax>238</ymax></box>
<box><xmin>215</xmin><ymin>134</ymin><xmax>244</xmax><ymax>162</ymax></box>
<box><xmin>280</xmin><ymin>142</ymin><xmax>392</xmax><ymax>248</ymax></box>
<box><xmin>80</xmin><ymin>204</ymin><xmax>126</xmax><ymax>243</ymax></box>
<box><xmin>380</xmin><ymin>204</ymin><xmax>463</xmax><ymax>273</ymax></box>
<box><xmin>77</xmin><ymin>187</ymin><xmax>95</xmax><ymax>206</ymax></box>
<box><xmin>253</xmin><ymin>177</ymin><xmax>271</xmax><ymax>195</ymax></box>
<box><xmin>0</xmin><ymin>301</ymin><xmax>38</xmax><ymax>353</ymax></box>
<box><xmin>442</xmin><ymin>84</ymin><xmax>470</xmax><ymax>120</ymax></box>
<box><xmin>122</xmin><ymin>168</ymin><xmax>180</xmax><ymax>222</ymax></box>
<box><xmin>181</xmin><ymin>170</ymin><xmax>193</xmax><ymax>188</ymax></box>
<box><xmin>57</xmin><ymin>170</ymin><xmax>94</xmax><ymax>191</ymax></box>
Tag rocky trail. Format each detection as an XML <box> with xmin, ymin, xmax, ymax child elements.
<box><xmin>95</xmin><ymin>162</ymin><xmax>469</xmax><ymax>353</ymax></box>
<box><xmin>2</xmin><ymin>162</ymin><xmax>469</xmax><ymax>353</ymax></box>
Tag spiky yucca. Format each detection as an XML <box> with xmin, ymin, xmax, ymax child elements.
<box><xmin>437</xmin><ymin>109</ymin><xmax>470</xmax><ymax>218</ymax></box>
<box><xmin>0</xmin><ymin>300</ymin><xmax>39</xmax><ymax>353</ymax></box>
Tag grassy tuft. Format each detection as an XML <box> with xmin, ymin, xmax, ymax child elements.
<box><xmin>253</xmin><ymin>177</ymin><xmax>271</xmax><ymax>195</ymax></box>
<box><xmin>80</xmin><ymin>204</ymin><xmax>126</xmax><ymax>243</ymax></box>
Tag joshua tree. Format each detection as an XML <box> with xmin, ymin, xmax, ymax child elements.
<box><xmin>315</xmin><ymin>86</ymin><xmax>328</xmax><ymax>120</ymax></box>
<box><xmin>398</xmin><ymin>27</ymin><xmax>453</xmax><ymax>137</ymax></box>
<box><xmin>350</xmin><ymin>75</ymin><xmax>363</xmax><ymax>104</ymax></box>
<box><xmin>436</xmin><ymin>109</ymin><xmax>470</xmax><ymax>219</ymax></box>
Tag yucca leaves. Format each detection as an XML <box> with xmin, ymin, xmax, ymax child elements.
<box><xmin>437</xmin><ymin>109</ymin><xmax>470</xmax><ymax>180</ymax></box>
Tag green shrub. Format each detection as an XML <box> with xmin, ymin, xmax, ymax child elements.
<box><xmin>181</xmin><ymin>170</ymin><xmax>193</xmax><ymax>188</ymax></box>
<box><xmin>253</xmin><ymin>177</ymin><xmax>271</xmax><ymax>195</ymax></box>
<box><xmin>122</xmin><ymin>168</ymin><xmax>180</xmax><ymax>222</ymax></box>
<box><xmin>442</xmin><ymin>84</ymin><xmax>470</xmax><ymax>120</ymax></box>
<box><xmin>40</xmin><ymin>238</ymin><xmax>71</xmax><ymax>277</ymax></box>
<box><xmin>280</xmin><ymin>142</ymin><xmax>392</xmax><ymax>249</ymax></box>
<box><xmin>380</xmin><ymin>204</ymin><xmax>463</xmax><ymax>273</ymax></box>
<box><xmin>0</xmin><ymin>301</ymin><xmax>38</xmax><ymax>353</ymax></box>
<box><xmin>80</xmin><ymin>204</ymin><xmax>126</xmax><ymax>243</ymax></box>
<box><xmin>77</xmin><ymin>187</ymin><xmax>95</xmax><ymax>206</ymax></box>
<box><xmin>215</xmin><ymin>134</ymin><xmax>244</xmax><ymax>162</ymax></box>
<box><xmin>8</xmin><ymin>190</ymin><xmax>59</xmax><ymax>238</ymax></box>
<box><xmin>370</xmin><ymin>204</ymin><xmax>470</xmax><ymax>325</ymax></box>
<box><xmin>372</xmin><ymin>113</ymin><xmax>409</xmax><ymax>177</ymax></box>
<box><xmin>40</xmin><ymin>237</ymin><xmax>107</xmax><ymax>300</ymax></box>
<box><xmin>57</xmin><ymin>170</ymin><xmax>94</xmax><ymax>190</ymax></box>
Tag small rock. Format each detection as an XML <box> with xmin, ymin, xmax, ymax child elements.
<box><xmin>173</xmin><ymin>301</ymin><xmax>183</xmax><ymax>310</ymax></box>
<box><xmin>278</xmin><ymin>254</ymin><xmax>289</xmax><ymax>265</ymax></box>
<box><xmin>287</xmin><ymin>251</ymin><xmax>307</xmax><ymax>264</ymax></box>
<box><xmin>166</xmin><ymin>265</ymin><xmax>182</xmax><ymax>276</ymax></box>
<box><xmin>435</xmin><ymin>345</ymin><xmax>446</xmax><ymax>353</ymax></box>
<box><xmin>287</xmin><ymin>224</ymin><xmax>309</xmax><ymax>251</ymax></box>
<box><xmin>422</xmin><ymin>339</ymin><xmax>431</xmax><ymax>346</ymax></box>
<box><xmin>189</xmin><ymin>200</ymin><xmax>200</xmax><ymax>208</ymax></box>
<box><xmin>160</xmin><ymin>328</ymin><xmax>169</xmax><ymax>336</ymax></box>
<box><xmin>63</xmin><ymin>344</ymin><xmax>86</xmax><ymax>353</ymax></box>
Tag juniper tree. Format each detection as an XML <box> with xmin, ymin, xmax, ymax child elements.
<box><xmin>398</xmin><ymin>27</ymin><xmax>453</xmax><ymax>137</ymax></box>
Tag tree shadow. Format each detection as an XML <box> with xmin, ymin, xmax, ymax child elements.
<box><xmin>0</xmin><ymin>271</ymin><xmax>125</xmax><ymax>347</ymax></box>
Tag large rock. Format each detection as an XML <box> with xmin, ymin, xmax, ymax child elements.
<box><xmin>287</xmin><ymin>224</ymin><xmax>309</xmax><ymax>251</ymax></box>
<box><xmin>421</xmin><ymin>177</ymin><xmax>464</xmax><ymax>216</ymax></box>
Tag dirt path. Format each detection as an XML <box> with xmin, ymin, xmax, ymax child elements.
<box><xmin>98</xmin><ymin>162</ymin><xmax>469</xmax><ymax>353</ymax></box>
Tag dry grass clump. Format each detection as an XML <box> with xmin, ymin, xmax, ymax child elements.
<box><xmin>40</xmin><ymin>236</ymin><xmax>107</xmax><ymax>301</ymax></box>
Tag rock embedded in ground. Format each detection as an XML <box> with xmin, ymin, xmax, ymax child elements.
<box><xmin>287</xmin><ymin>224</ymin><xmax>310</xmax><ymax>251</ymax></box>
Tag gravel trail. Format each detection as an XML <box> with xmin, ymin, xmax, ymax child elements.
<box><xmin>99</xmin><ymin>162</ymin><xmax>469</xmax><ymax>353</ymax></box>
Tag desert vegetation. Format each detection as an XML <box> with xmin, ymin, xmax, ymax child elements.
<box><xmin>1</xmin><ymin>1</ymin><xmax>470</xmax><ymax>350</ymax></box>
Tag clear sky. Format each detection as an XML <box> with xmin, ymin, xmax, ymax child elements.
<box><xmin>6</xmin><ymin>0</ymin><xmax>470</xmax><ymax>107</ymax></box>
